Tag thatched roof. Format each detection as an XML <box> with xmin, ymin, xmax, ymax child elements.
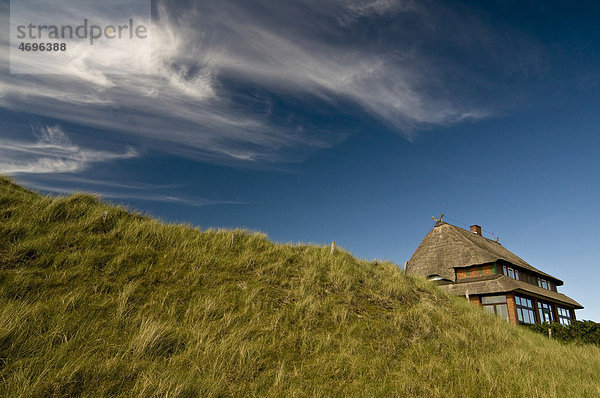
<box><xmin>407</xmin><ymin>221</ymin><xmax>563</xmax><ymax>284</ymax></box>
<box><xmin>441</xmin><ymin>275</ymin><xmax>583</xmax><ymax>308</ymax></box>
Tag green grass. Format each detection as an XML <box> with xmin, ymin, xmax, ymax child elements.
<box><xmin>1</xmin><ymin>176</ymin><xmax>599</xmax><ymax>397</ymax></box>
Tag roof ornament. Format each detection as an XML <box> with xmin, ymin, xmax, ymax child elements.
<box><xmin>492</xmin><ymin>233</ymin><xmax>500</xmax><ymax>243</ymax></box>
<box><xmin>432</xmin><ymin>213</ymin><xmax>444</xmax><ymax>223</ymax></box>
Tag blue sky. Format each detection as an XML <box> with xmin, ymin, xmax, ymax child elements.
<box><xmin>1</xmin><ymin>0</ymin><xmax>599</xmax><ymax>321</ymax></box>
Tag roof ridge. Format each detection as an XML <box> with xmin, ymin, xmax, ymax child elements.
<box><xmin>439</xmin><ymin>222</ymin><xmax>501</xmax><ymax>245</ymax></box>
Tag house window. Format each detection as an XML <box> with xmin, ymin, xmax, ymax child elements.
<box><xmin>557</xmin><ymin>307</ymin><xmax>572</xmax><ymax>326</ymax></box>
<box><xmin>515</xmin><ymin>295</ymin><xmax>535</xmax><ymax>324</ymax></box>
<box><xmin>537</xmin><ymin>300</ymin><xmax>554</xmax><ymax>323</ymax></box>
<box><xmin>481</xmin><ymin>295</ymin><xmax>509</xmax><ymax>322</ymax></box>
<box><xmin>536</xmin><ymin>278</ymin><xmax>552</xmax><ymax>290</ymax></box>
<box><xmin>502</xmin><ymin>265</ymin><xmax>519</xmax><ymax>280</ymax></box>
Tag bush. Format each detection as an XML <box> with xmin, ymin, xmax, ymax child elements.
<box><xmin>525</xmin><ymin>320</ymin><xmax>600</xmax><ymax>345</ymax></box>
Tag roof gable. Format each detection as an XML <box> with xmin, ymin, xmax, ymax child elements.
<box><xmin>407</xmin><ymin>222</ymin><xmax>563</xmax><ymax>284</ymax></box>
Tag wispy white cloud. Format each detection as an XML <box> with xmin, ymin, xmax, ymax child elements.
<box><xmin>0</xmin><ymin>125</ymin><xmax>137</xmax><ymax>174</ymax></box>
<box><xmin>0</xmin><ymin>0</ymin><xmax>540</xmax><ymax>168</ymax></box>
<box><xmin>99</xmin><ymin>192</ymin><xmax>246</xmax><ymax>207</ymax></box>
<box><xmin>15</xmin><ymin>176</ymin><xmax>246</xmax><ymax>207</ymax></box>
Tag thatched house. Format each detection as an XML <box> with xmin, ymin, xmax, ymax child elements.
<box><xmin>407</xmin><ymin>220</ymin><xmax>582</xmax><ymax>325</ymax></box>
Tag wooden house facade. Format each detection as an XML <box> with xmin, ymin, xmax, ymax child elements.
<box><xmin>407</xmin><ymin>221</ymin><xmax>582</xmax><ymax>326</ymax></box>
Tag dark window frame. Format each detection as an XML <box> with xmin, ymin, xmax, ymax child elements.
<box><xmin>537</xmin><ymin>300</ymin><xmax>555</xmax><ymax>323</ymax></box>
<box><xmin>557</xmin><ymin>306</ymin><xmax>572</xmax><ymax>326</ymax></box>
<box><xmin>515</xmin><ymin>295</ymin><xmax>536</xmax><ymax>324</ymax></box>
<box><xmin>481</xmin><ymin>295</ymin><xmax>509</xmax><ymax>322</ymax></box>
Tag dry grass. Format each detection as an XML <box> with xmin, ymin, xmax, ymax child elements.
<box><xmin>1</xmin><ymin>176</ymin><xmax>599</xmax><ymax>397</ymax></box>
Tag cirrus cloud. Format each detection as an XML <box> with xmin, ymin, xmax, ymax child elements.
<box><xmin>0</xmin><ymin>125</ymin><xmax>137</xmax><ymax>174</ymax></box>
<box><xmin>0</xmin><ymin>0</ymin><xmax>541</xmax><ymax>171</ymax></box>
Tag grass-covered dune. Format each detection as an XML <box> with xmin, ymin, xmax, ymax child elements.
<box><xmin>1</xmin><ymin>176</ymin><xmax>599</xmax><ymax>397</ymax></box>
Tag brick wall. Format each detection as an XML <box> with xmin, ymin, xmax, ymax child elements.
<box><xmin>469</xmin><ymin>296</ymin><xmax>481</xmax><ymax>306</ymax></box>
<box><xmin>456</xmin><ymin>264</ymin><xmax>496</xmax><ymax>280</ymax></box>
<box><xmin>480</xmin><ymin>264</ymin><xmax>494</xmax><ymax>276</ymax></box>
<box><xmin>506</xmin><ymin>293</ymin><xmax>518</xmax><ymax>325</ymax></box>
